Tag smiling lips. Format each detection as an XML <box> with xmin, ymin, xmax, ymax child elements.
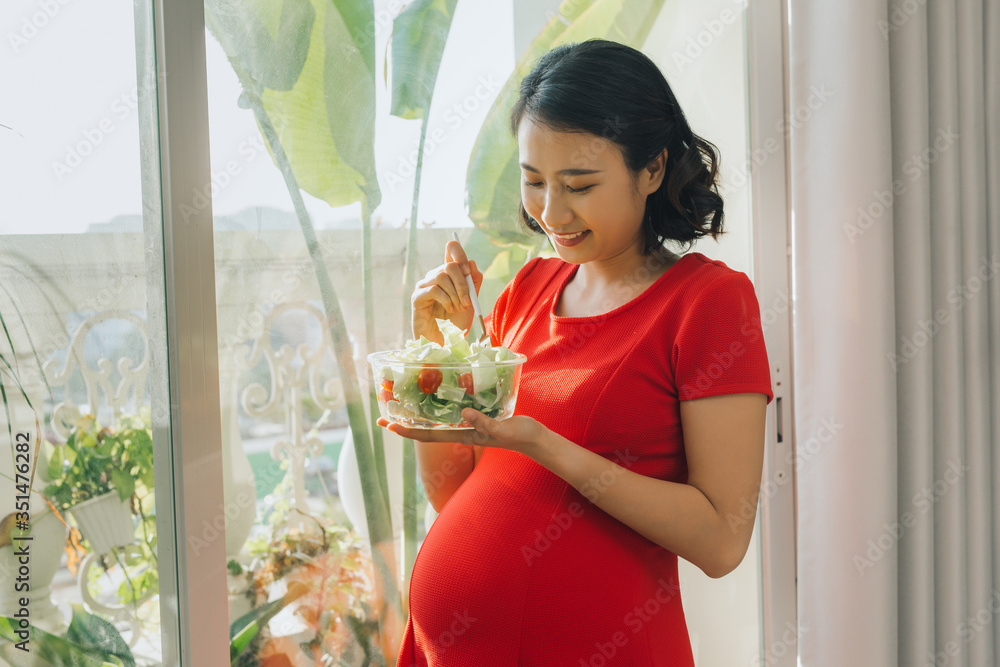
<box><xmin>550</xmin><ymin>229</ymin><xmax>590</xmax><ymax>246</ymax></box>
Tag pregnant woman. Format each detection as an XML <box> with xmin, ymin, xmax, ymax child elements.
<box><xmin>379</xmin><ymin>38</ymin><xmax>774</xmax><ymax>666</ymax></box>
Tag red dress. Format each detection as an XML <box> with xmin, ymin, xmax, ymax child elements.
<box><xmin>396</xmin><ymin>252</ymin><xmax>774</xmax><ymax>666</ymax></box>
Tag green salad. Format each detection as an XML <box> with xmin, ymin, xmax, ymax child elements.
<box><xmin>376</xmin><ymin>320</ymin><xmax>521</xmax><ymax>425</ymax></box>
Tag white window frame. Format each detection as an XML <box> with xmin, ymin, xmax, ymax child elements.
<box><xmin>747</xmin><ymin>0</ymin><xmax>798</xmax><ymax>665</ymax></box>
<box><xmin>147</xmin><ymin>0</ymin><xmax>230</xmax><ymax>662</ymax></box>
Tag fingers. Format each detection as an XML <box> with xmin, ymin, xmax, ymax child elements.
<box><xmin>444</xmin><ymin>261</ymin><xmax>473</xmax><ymax>309</ymax></box>
<box><xmin>445</xmin><ymin>240</ymin><xmax>471</xmax><ymax>276</ymax></box>
<box><xmin>414</xmin><ymin>279</ymin><xmax>462</xmax><ymax>314</ymax></box>
<box><xmin>416</xmin><ymin>262</ymin><xmax>474</xmax><ymax>313</ymax></box>
<box><xmin>469</xmin><ymin>259</ymin><xmax>483</xmax><ymax>290</ymax></box>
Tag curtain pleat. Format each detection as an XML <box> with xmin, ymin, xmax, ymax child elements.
<box><xmin>926</xmin><ymin>0</ymin><xmax>970</xmax><ymax>662</ymax></box>
<box><xmin>988</xmin><ymin>1</ymin><xmax>1000</xmax><ymax>662</ymax></box>
<box><xmin>790</xmin><ymin>0</ymin><xmax>998</xmax><ymax>664</ymax></box>
<box><xmin>955</xmin><ymin>2</ymin><xmax>994</xmax><ymax>667</ymax></box>
<box><xmin>889</xmin><ymin>1</ymin><xmax>935</xmax><ymax>663</ymax></box>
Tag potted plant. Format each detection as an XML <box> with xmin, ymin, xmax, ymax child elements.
<box><xmin>43</xmin><ymin>411</ymin><xmax>155</xmax><ymax>557</ymax></box>
<box><xmin>229</xmin><ymin>521</ymin><xmax>377</xmax><ymax>665</ymax></box>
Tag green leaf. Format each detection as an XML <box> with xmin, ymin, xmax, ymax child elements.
<box><xmin>53</xmin><ymin>485</ymin><xmax>73</xmax><ymax>508</ymax></box>
<box><xmin>229</xmin><ymin>594</ymin><xmax>292</xmax><ymax>662</ymax></box>
<box><xmin>0</xmin><ymin>606</ymin><xmax>134</xmax><ymax>666</ymax></box>
<box><xmin>205</xmin><ymin>0</ymin><xmax>382</xmax><ymax>213</ymax></box>
<box><xmin>465</xmin><ymin>0</ymin><xmax>667</xmax><ymax>244</ymax></box>
<box><xmin>65</xmin><ymin>604</ymin><xmax>135</xmax><ymax>667</ymax></box>
<box><xmin>110</xmin><ymin>470</ymin><xmax>134</xmax><ymax>502</ymax></box>
<box><xmin>388</xmin><ymin>0</ymin><xmax>459</xmax><ymax>120</ymax></box>
<box><xmin>205</xmin><ymin>0</ymin><xmax>314</xmax><ymax>91</ymax></box>
<box><xmin>45</xmin><ymin>441</ymin><xmax>62</xmax><ymax>480</ymax></box>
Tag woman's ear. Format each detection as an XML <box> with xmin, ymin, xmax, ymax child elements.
<box><xmin>642</xmin><ymin>148</ymin><xmax>669</xmax><ymax>195</ymax></box>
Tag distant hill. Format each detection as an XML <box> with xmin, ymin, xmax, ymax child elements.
<box><xmin>85</xmin><ymin>207</ymin><xmax>364</xmax><ymax>233</ymax></box>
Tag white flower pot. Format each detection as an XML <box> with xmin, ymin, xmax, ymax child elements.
<box><xmin>336</xmin><ymin>425</ymin><xmax>404</xmax><ymax>543</ymax></box>
<box><xmin>70</xmin><ymin>492</ymin><xmax>134</xmax><ymax>555</ymax></box>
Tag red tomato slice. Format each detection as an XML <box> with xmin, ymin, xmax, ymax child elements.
<box><xmin>381</xmin><ymin>378</ymin><xmax>394</xmax><ymax>392</ymax></box>
<box><xmin>378</xmin><ymin>388</ymin><xmax>397</xmax><ymax>403</ymax></box>
<box><xmin>457</xmin><ymin>372</ymin><xmax>474</xmax><ymax>395</ymax></box>
<box><xmin>417</xmin><ymin>368</ymin><xmax>443</xmax><ymax>395</ymax></box>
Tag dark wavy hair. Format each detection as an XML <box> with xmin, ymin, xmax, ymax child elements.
<box><xmin>509</xmin><ymin>39</ymin><xmax>725</xmax><ymax>255</ymax></box>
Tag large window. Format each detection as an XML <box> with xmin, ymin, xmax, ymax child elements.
<box><xmin>0</xmin><ymin>0</ymin><xmax>177</xmax><ymax>662</ymax></box>
<box><xmin>1</xmin><ymin>0</ymin><xmax>778</xmax><ymax>664</ymax></box>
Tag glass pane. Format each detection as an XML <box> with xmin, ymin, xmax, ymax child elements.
<box><xmin>203</xmin><ymin>1</ymin><xmax>765</xmax><ymax>665</ymax></box>
<box><xmin>203</xmin><ymin>1</ymin><xmax>522</xmax><ymax>661</ymax></box>
<box><xmin>0</xmin><ymin>0</ymin><xmax>179</xmax><ymax>663</ymax></box>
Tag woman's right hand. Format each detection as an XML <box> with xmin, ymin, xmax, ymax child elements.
<box><xmin>411</xmin><ymin>239</ymin><xmax>484</xmax><ymax>345</ymax></box>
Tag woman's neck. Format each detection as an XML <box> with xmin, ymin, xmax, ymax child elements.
<box><xmin>573</xmin><ymin>244</ymin><xmax>678</xmax><ymax>294</ymax></box>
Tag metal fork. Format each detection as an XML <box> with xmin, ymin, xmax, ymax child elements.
<box><xmin>451</xmin><ymin>232</ymin><xmax>491</xmax><ymax>346</ymax></box>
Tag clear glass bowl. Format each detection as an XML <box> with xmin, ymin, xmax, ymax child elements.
<box><xmin>368</xmin><ymin>350</ymin><xmax>527</xmax><ymax>429</ymax></box>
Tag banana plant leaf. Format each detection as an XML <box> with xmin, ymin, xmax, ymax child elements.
<box><xmin>466</xmin><ymin>0</ymin><xmax>667</xmax><ymax>244</ymax></box>
<box><xmin>387</xmin><ymin>0</ymin><xmax>460</xmax><ymax>600</ymax></box>
<box><xmin>205</xmin><ymin>0</ymin><xmax>313</xmax><ymax>91</ymax></box>
<box><xmin>389</xmin><ymin>0</ymin><xmax>459</xmax><ymax>120</ymax></box>
<box><xmin>0</xmin><ymin>604</ymin><xmax>135</xmax><ymax>666</ymax></box>
<box><xmin>205</xmin><ymin>0</ymin><xmax>381</xmax><ymax>213</ymax></box>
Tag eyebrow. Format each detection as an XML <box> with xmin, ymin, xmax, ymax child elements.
<box><xmin>520</xmin><ymin>162</ymin><xmax>603</xmax><ymax>176</ymax></box>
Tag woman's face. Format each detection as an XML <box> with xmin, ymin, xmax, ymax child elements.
<box><xmin>517</xmin><ymin>115</ymin><xmax>666</xmax><ymax>265</ymax></box>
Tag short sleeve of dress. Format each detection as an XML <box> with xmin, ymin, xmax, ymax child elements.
<box><xmin>484</xmin><ymin>282</ymin><xmax>510</xmax><ymax>347</ymax></box>
<box><xmin>673</xmin><ymin>272</ymin><xmax>774</xmax><ymax>405</ymax></box>
<box><xmin>484</xmin><ymin>256</ymin><xmax>543</xmax><ymax>347</ymax></box>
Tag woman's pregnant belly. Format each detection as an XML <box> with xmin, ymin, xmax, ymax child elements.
<box><xmin>406</xmin><ymin>448</ymin><xmax>694</xmax><ymax>666</ymax></box>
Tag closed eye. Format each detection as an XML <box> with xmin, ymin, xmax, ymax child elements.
<box><xmin>522</xmin><ymin>180</ymin><xmax>594</xmax><ymax>194</ymax></box>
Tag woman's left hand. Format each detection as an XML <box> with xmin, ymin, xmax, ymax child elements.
<box><xmin>377</xmin><ymin>408</ymin><xmax>548</xmax><ymax>459</ymax></box>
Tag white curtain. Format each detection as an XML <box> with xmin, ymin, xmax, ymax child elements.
<box><xmin>788</xmin><ymin>1</ymin><xmax>999</xmax><ymax>665</ymax></box>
